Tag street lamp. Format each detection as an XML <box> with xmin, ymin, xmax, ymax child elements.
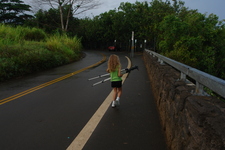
<box><xmin>144</xmin><ymin>40</ymin><xmax>147</xmax><ymax>50</ymax></box>
<box><xmin>131</xmin><ymin>31</ymin><xmax>134</xmax><ymax>57</ymax></box>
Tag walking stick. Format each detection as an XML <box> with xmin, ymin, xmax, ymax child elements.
<box><xmin>90</xmin><ymin>66</ymin><xmax>139</xmax><ymax>86</ymax></box>
<box><xmin>88</xmin><ymin>68</ymin><xmax>126</xmax><ymax>81</ymax></box>
<box><xmin>92</xmin><ymin>77</ymin><xmax>111</xmax><ymax>86</ymax></box>
<box><xmin>88</xmin><ymin>73</ymin><xmax>110</xmax><ymax>81</ymax></box>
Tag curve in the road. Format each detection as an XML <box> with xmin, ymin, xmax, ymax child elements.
<box><xmin>0</xmin><ymin>54</ymin><xmax>107</xmax><ymax>105</ymax></box>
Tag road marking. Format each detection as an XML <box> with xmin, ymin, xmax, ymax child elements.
<box><xmin>66</xmin><ymin>56</ymin><xmax>131</xmax><ymax>150</ymax></box>
<box><xmin>0</xmin><ymin>54</ymin><xmax>106</xmax><ymax>105</ymax></box>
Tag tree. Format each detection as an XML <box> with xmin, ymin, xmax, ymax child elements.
<box><xmin>148</xmin><ymin>0</ymin><xmax>174</xmax><ymax>51</ymax></box>
<box><xmin>36</xmin><ymin>0</ymin><xmax>101</xmax><ymax>32</ymax></box>
<box><xmin>159</xmin><ymin>15</ymin><xmax>189</xmax><ymax>53</ymax></box>
<box><xmin>30</xmin><ymin>5</ymin><xmax>79</xmax><ymax>34</ymax></box>
<box><xmin>117</xmin><ymin>2</ymin><xmax>152</xmax><ymax>50</ymax></box>
<box><xmin>32</xmin><ymin>9</ymin><xmax>61</xmax><ymax>33</ymax></box>
<box><xmin>0</xmin><ymin>0</ymin><xmax>33</xmax><ymax>25</ymax></box>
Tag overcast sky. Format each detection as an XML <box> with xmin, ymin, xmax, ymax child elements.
<box><xmin>84</xmin><ymin>0</ymin><xmax>225</xmax><ymax>20</ymax></box>
<box><xmin>24</xmin><ymin>0</ymin><xmax>225</xmax><ymax>20</ymax></box>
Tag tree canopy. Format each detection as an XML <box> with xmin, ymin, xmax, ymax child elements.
<box><xmin>0</xmin><ymin>0</ymin><xmax>33</xmax><ymax>25</ymax></box>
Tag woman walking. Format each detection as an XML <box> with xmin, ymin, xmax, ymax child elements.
<box><xmin>106</xmin><ymin>54</ymin><xmax>124</xmax><ymax>108</ymax></box>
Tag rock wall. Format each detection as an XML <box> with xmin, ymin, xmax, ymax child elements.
<box><xmin>143</xmin><ymin>50</ymin><xmax>225</xmax><ymax>150</ymax></box>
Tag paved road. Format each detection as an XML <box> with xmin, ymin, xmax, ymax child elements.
<box><xmin>0</xmin><ymin>51</ymin><xmax>167</xmax><ymax>150</ymax></box>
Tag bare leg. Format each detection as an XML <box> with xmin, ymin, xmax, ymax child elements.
<box><xmin>113</xmin><ymin>88</ymin><xmax>118</xmax><ymax>101</ymax></box>
<box><xmin>117</xmin><ymin>87</ymin><xmax>122</xmax><ymax>98</ymax></box>
<box><xmin>111</xmin><ymin>88</ymin><xmax>118</xmax><ymax>107</ymax></box>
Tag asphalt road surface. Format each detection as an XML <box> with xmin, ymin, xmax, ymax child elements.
<box><xmin>0</xmin><ymin>50</ymin><xmax>167</xmax><ymax>150</ymax></box>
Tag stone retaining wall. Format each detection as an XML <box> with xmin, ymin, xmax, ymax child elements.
<box><xmin>143</xmin><ymin>51</ymin><xmax>225</xmax><ymax>150</ymax></box>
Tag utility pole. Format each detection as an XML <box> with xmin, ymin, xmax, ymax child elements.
<box><xmin>131</xmin><ymin>31</ymin><xmax>134</xmax><ymax>57</ymax></box>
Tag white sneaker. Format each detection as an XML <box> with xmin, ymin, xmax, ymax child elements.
<box><xmin>116</xmin><ymin>99</ymin><xmax>120</xmax><ymax>106</ymax></box>
<box><xmin>111</xmin><ymin>101</ymin><xmax>116</xmax><ymax>108</ymax></box>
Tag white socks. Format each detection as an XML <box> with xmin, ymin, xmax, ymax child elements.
<box><xmin>116</xmin><ymin>97</ymin><xmax>120</xmax><ymax>101</ymax></box>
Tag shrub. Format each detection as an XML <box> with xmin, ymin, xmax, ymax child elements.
<box><xmin>46</xmin><ymin>33</ymin><xmax>82</xmax><ymax>61</ymax></box>
<box><xmin>0</xmin><ymin>25</ymin><xmax>82</xmax><ymax>82</ymax></box>
<box><xmin>20</xmin><ymin>27</ymin><xmax>47</xmax><ymax>41</ymax></box>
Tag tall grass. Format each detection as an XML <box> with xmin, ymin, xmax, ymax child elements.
<box><xmin>0</xmin><ymin>24</ymin><xmax>82</xmax><ymax>82</ymax></box>
<box><xmin>46</xmin><ymin>34</ymin><xmax>82</xmax><ymax>59</ymax></box>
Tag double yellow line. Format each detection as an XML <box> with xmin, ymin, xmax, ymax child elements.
<box><xmin>0</xmin><ymin>54</ymin><xmax>106</xmax><ymax>105</ymax></box>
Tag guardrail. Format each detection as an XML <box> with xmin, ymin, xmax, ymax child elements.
<box><xmin>145</xmin><ymin>49</ymin><xmax>225</xmax><ymax>99</ymax></box>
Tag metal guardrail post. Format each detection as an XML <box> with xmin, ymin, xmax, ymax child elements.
<box><xmin>157</xmin><ymin>58</ymin><xmax>161</xmax><ymax>63</ymax></box>
<box><xmin>158</xmin><ymin>58</ymin><xmax>164</xmax><ymax>65</ymax></box>
<box><xmin>180</xmin><ymin>72</ymin><xmax>186</xmax><ymax>81</ymax></box>
<box><xmin>160</xmin><ymin>60</ymin><xmax>164</xmax><ymax>65</ymax></box>
<box><xmin>195</xmin><ymin>82</ymin><xmax>204</xmax><ymax>95</ymax></box>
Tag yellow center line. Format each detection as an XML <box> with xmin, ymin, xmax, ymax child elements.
<box><xmin>0</xmin><ymin>54</ymin><xmax>106</xmax><ymax>105</ymax></box>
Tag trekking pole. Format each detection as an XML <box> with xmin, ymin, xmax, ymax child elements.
<box><xmin>92</xmin><ymin>77</ymin><xmax>111</xmax><ymax>86</ymax></box>
<box><xmin>124</xmin><ymin>65</ymin><xmax>139</xmax><ymax>73</ymax></box>
<box><xmin>88</xmin><ymin>73</ymin><xmax>110</xmax><ymax>81</ymax></box>
<box><xmin>88</xmin><ymin>69</ymin><xmax>126</xmax><ymax>81</ymax></box>
<box><xmin>91</xmin><ymin>66</ymin><xmax>139</xmax><ymax>87</ymax></box>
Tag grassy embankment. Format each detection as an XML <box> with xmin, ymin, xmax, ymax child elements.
<box><xmin>0</xmin><ymin>24</ymin><xmax>82</xmax><ymax>82</ymax></box>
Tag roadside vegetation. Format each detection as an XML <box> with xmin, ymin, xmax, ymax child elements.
<box><xmin>1</xmin><ymin>0</ymin><xmax>225</xmax><ymax>82</ymax></box>
<box><xmin>0</xmin><ymin>25</ymin><xmax>82</xmax><ymax>82</ymax></box>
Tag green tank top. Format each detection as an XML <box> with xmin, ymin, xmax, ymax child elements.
<box><xmin>110</xmin><ymin>66</ymin><xmax>122</xmax><ymax>82</ymax></box>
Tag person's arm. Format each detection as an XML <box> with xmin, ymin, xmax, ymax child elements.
<box><xmin>118</xmin><ymin>66</ymin><xmax>123</xmax><ymax>77</ymax></box>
